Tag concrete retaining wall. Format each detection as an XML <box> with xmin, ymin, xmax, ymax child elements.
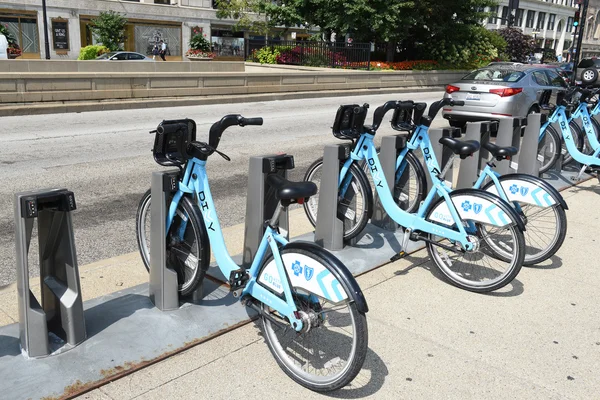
<box><xmin>0</xmin><ymin>69</ymin><xmax>467</xmax><ymax>104</ymax></box>
<box><xmin>0</xmin><ymin>60</ymin><xmax>245</xmax><ymax>73</ymax></box>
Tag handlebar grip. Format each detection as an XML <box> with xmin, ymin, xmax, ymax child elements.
<box><xmin>240</xmin><ymin>117</ymin><xmax>263</xmax><ymax>126</ymax></box>
<box><xmin>156</xmin><ymin>122</ymin><xmax>187</xmax><ymax>135</ymax></box>
<box><xmin>398</xmin><ymin>100</ymin><xmax>415</xmax><ymax>110</ymax></box>
<box><xmin>451</xmin><ymin>100</ymin><xmax>465</xmax><ymax>106</ymax></box>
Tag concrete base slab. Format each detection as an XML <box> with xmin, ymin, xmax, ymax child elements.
<box><xmin>0</xmin><ymin>280</ymin><xmax>255</xmax><ymax>400</ymax></box>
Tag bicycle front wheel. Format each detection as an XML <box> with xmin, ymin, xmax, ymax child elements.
<box><xmin>303</xmin><ymin>159</ymin><xmax>373</xmax><ymax>241</ymax></box>
<box><xmin>135</xmin><ymin>189</ymin><xmax>209</xmax><ymax>296</ymax></box>
<box><xmin>391</xmin><ymin>151</ymin><xmax>427</xmax><ymax>213</ymax></box>
<box><xmin>538</xmin><ymin>125</ymin><xmax>562</xmax><ymax>174</ymax></box>
<box><xmin>259</xmin><ymin>248</ymin><xmax>368</xmax><ymax>392</ymax></box>
<box><xmin>425</xmin><ymin>190</ymin><xmax>525</xmax><ymax>293</ymax></box>
<box><xmin>562</xmin><ymin>120</ymin><xmax>584</xmax><ymax>165</ymax></box>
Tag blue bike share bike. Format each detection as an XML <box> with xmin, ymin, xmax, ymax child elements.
<box><xmin>135</xmin><ymin>115</ymin><xmax>369</xmax><ymax>391</ymax></box>
<box><xmin>537</xmin><ymin>86</ymin><xmax>600</xmax><ymax>177</ymax></box>
<box><xmin>315</xmin><ymin>97</ymin><xmax>567</xmax><ymax>266</ymax></box>
<box><xmin>304</xmin><ymin>100</ymin><xmax>527</xmax><ymax>293</ymax></box>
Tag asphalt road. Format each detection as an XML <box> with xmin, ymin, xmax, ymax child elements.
<box><xmin>0</xmin><ymin>91</ymin><xmax>446</xmax><ymax>286</ymax></box>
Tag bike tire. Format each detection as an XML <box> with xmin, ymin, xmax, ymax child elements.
<box><xmin>586</xmin><ymin>116</ymin><xmax>600</xmax><ymax>154</ymax></box>
<box><xmin>425</xmin><ymin>190</ymin><xmax>525</xmax><ymax>293</ymax></box>
<box><xmin>563</xmin><ymin>120</ymin><xmax>584</xmax><ymax>165</ymax></box>
<box><xmin>537</xmin><ymin>124</ymin><xmax>562</xmax><ymax>174</ymax></box>
<box><xmin>303</xmin><ymin>159</ymin><xmax>373</xmax><ymax>241</ymax></box>
<box><xmin>135</xmin><ymin>189</ymin><xmax>209</xmax><ymax>296</ymax></box>
<box><xmin>258</xmin><ymin>247</ymin><xmax>368</xmax><ymax>392</ymax></box>
<box><xmin>481</xmin><ymin>177</ymin><xmax>567</xmax><ymax>265</ymax></box>
<box><xmin>393</xmin><ymin>151</ymin><xmax>428</xmax><ymax>213</ymax></box>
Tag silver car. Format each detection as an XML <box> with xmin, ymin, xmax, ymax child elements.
<box><xmin>96</xmin><ymin>51</ymin><xmax>154</xmax><ymax>61</ymax></box>
<box><xmin>443</xmin><ymin>66</ymin><xmax>567</xmax><ymax>129</ymax></box>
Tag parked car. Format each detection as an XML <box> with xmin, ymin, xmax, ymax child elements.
<box><xmin>576</xmin><ymin>58</ymin><xmax>600</xmax><ymax>86</ymax></box>
<box><xmin>442</xmin><ymin>65</ymin><xmax>567</xmax><ymax>128</ymax></box>
<box><xmin>96</xmin><ymin>51</ymin><xmax>154</xmax><ymax>61</ymax></box>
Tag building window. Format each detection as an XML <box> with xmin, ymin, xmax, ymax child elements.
<box><xmin>501</xmin><ymin>6</ymin><xmax>509</xmax><ymax>26</ymax></box>
<box><xmin>537</xmin><ymin>12</ymin><xmax>546</xmax><ymax>30</ymax></box>
<box><xmin>547</xmin><ymin>14</ymin><xmax>556</xmax><ymax>30</ymax></box>
<box><xmin>488</xmin><ymin>6</ymin><xmax>499</xmax><ymax>24</ymax></box>
<box><xmin>515</xmin><ymin>8</ymin><xmax>524</xmax><ymax>26</ymax></box>
<box><xmin>0</xmin><ymin>15</ymin><xmax>39</xmax><ymax>54</ymax></box>
<box><xmin>154</xmin><ymin>0</ymin><xmax>170</xmax><ymax>3</ymax></box>
<box><xmin>526</xmin><ymin>10</ymin><xmax>535</xmax><ymax>28</ymax></box>
<box><xmin>557</xmin><ymin>20</ymin><xmax>562</xmax><ymax>32</ymax></box>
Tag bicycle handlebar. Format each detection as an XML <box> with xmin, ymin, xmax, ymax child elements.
<box><xmin>371</xmin><ymin>100</ymin><xmax>415</xmax><ymax>130</ymax></box>
<box><xmin>209</xmin><ymin>114</ymin><xmax>263</xmax><ymax>149</ymax></box>
<box><xmin>427</xmin><ymin>98</ymin><xmax>465</xmax><ymax>120</ymax></box>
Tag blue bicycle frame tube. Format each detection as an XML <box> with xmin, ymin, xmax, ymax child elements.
<box><xmin>166</xmin><ymin>158</ymin><xmax>303</xmax><ymax>330</ymax></box>
<box><xmin>550</xmin><ymin>107</ymin><xmax>600</xmax><ymax>165</ymax></box>
<box><xmin>572</xmin><ymin>103</ymin><xmax>600</xmax><ymax>154</ymax></box>
<box><xmin>357</xmin><ymin>133</ymin><xmax>472</xmax><ymax>249</ymax></box>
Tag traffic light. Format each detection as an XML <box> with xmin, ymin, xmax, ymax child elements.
<box><xmin>574</xmin><ymin>10</ymin><xmax>580</xmax><ymax>27</ymax></box>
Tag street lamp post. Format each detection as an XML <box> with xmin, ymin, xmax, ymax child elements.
<box><xmin>41</xmin><ymin>0</ymin><xmax>51</xmax><ymax>59</ymax></box>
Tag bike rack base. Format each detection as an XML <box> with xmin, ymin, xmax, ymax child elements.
<box><xmin>149</xmin><ymin>170</ymin><xmax>181</xmax><ymax>311</ymax></box>
<box><xmin>314</xmin><ymin>144</ymin><xmax>351</xmax><ymax>251</ymax></box>
<box><xmin>14</xmin><ymin>188</ymin><xmax>86</xmax><ymax>359</ymax></box>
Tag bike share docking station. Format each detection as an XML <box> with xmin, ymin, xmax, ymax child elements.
<box><xmin>13</xmin><ymin>188</ymin><xmax>86</xmax><ymax>358</ymax></box>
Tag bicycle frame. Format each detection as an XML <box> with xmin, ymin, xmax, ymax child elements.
<box><xmin>338</xmin><ymin>129</ymin><xmax>517</xmax><ymax>250</ymax></box>
<box><xmin>165</xmin><ymin>157</ymin><xmax>305</xmax><ymax>331</ymax></box>
<box><xmin>571</xmin><ymin>102</ymin><xmax>600</xmax><ymax>154</ymax></box>
<box><xmin>543</xmin><ymin>106</ymin><xmax>600</xmax><ymax>166</ymax></box>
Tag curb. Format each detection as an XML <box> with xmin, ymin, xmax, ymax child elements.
<box><xmin>0</xmin><ymin>86</ymin><xmax>445</xmax><ymax>117</ymax></box>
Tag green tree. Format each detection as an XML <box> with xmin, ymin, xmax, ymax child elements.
<box><xmin>497</xmin><ymin>27</ymin><xmax>536</xmax><ymax>62</ymax></box>
<box><xmin>90</xmin><ymin>11</ymin><xmax>127</xmax><ymax>52</ymax></box>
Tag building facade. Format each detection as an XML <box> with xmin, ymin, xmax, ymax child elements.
<box><xmin>484</xmin><ymin>0</ymin><xmax>577</xmax><ymax>60</ymax></box>
<box><xmin>0</xmin><ymin>0</ymin><xmax>307</xmax><ymax>60</ymax></box>
<box><xmin>579</xmin><ymin>0</ymin><xmax>600</xmax><ymax>58</ymax></box>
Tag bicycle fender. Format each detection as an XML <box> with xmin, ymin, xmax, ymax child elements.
<box><xmin>483</xmin><ymin>174</ymin><xmax>568</xmax><ymax>210</ymax></box>
<box><xmin>276</xmin><ymin>241</ymin><xmax>368</xmax><ymax>313</ymax></box>
<box><xmin>427</xmin><ymin>189</ymin><xmax>526</xmax><ymax>231</ymax></box>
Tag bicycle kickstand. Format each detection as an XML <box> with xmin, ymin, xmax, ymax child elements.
<box><xmin>390</xmin><ymin>228</ymin><xmax>412</xmax><ymax>262</ymax></box>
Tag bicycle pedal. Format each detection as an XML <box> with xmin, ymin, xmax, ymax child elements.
<box><xmin>229</xmin><ymin>269</ymin><xmax>249</xmax><ymax>292</ymax></box>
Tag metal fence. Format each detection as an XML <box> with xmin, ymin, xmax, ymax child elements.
<box><xmin>245</xmin><ymin>40</ymin><xmax>371</xmax><ymax>70</ymax></box>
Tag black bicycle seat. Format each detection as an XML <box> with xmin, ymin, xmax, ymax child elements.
<box><xmin>266</xmin><ymin>174</ymin><xmax>317</xmax><ymax>204</ymax></box>
<box><xmin>439</xmin><ymin>137</ymin><xmax>480</xmax><ymax>159</ymax></box>
<box><xmin>482</xmin><ymin>141</ymin><xmax>518</xmax><ymax>160</ymax></box>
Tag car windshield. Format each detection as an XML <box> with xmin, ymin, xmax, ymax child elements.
<box><xmin>462</xmin><ymin>68</ymin><xmax>525</xmax><ymax>82</ymax></box>
<box><xmin>96</xmin><ymin>52</ymin><xmax>116</xmax><ymax>59</ymax></box>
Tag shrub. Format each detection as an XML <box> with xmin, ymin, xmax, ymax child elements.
<box><xmin>253</xmin><ymin>46</ymin><xmax>280</xmax><ymax>64</ymax></box>
<box><xmin>78</xmin><ymin>45</ymin><xmax>110</xmax><ymax>60</ymax></box>
<box><xmin>0</xmin><ymin>23</ymin><xmax>16</xmax><ymax>45</ymax></box>
<box><xmin>497</xmin><ymin>27</ymin><xmax>535</xmax><ymax>62</ymax></box>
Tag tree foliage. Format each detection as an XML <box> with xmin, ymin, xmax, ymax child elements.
<box><xmin>91</xmin><ymin>11</ymin><xmax>127</xmax><ymax>52</ymax></box>
<box><xmin>497</xmin><ymin>27</ymin><xmax>536</xmax><ymax>62</ymax></box>
<box><xmin>216</xmin><ymin>0</ymin><xmax>504</xmax><ymax>63</ymax></box>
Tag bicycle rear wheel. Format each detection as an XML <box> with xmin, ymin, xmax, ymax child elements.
<box><xmin>259</xmin><ymin>248</ymin><xmax>368</xmax><ymax>392</ymax></box>
<box><xmin>135</xmin><ymin>190</ymin><xmax>209</xmax><ymax>296</ymax></box>
<box><xmin>303</xmin><ymin>159</ymin><xmax>372</xmax><ymax>241</ymax></box>
<box><xmin>425</xmin><ymin>190</ymin><xmax>525</xmax><ymax>293</ymax></box>
<box><xmin>537</xmin><ymin>125</ymin><xmax>561</xmax><ymax>174</ymax></box>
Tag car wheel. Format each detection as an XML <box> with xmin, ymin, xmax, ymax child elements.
<box><xmin>581</xmin><ymin>68</ymin><xmax>598</xmax><ymax>86</ymax></box>
<box><xmin>449</xmin><ymin>120</ymin><xmax>467</xmax><ymax>129</ymax></box>
<box><xmin>527</xmin><ymin>105</ymin><xmax>540</xmax><ymax>115</ymax></box>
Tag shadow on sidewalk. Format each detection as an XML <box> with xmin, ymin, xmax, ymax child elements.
<box><xmin>0</xmin><ymin>335</ymin><xmax>21</xmax><ymax>358</ymax></box>
<box><xmin>524</xmin><ymin>254</ymin><xmax>563</xmax><ymax>270</ymax></box>
<box><xmin>85</xmin><ymin>293</ymin><xmax>153</xmax><ymax>339</ymax></box>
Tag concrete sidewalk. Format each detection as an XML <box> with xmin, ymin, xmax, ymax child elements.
<box><xmin>75</xmin><ymin>179</ymin><xmax>600</xmax><ymax>400</ymax></box>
